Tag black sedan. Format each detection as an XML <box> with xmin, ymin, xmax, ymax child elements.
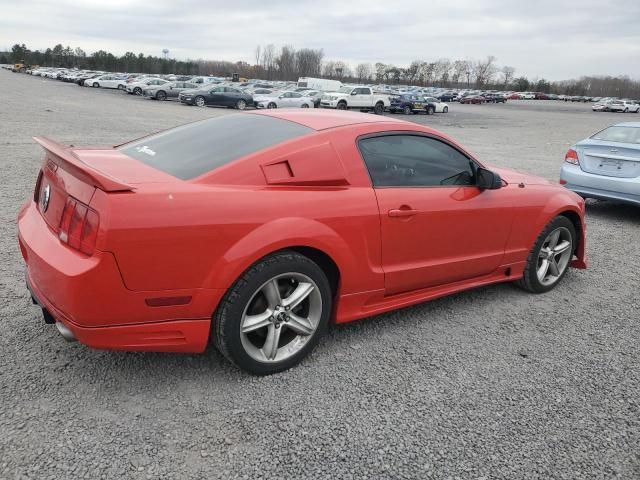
<box><xmin>179</xmin><ymin>86</ymin><xmax>253</xmax><ymax>109</ymax></box>
<box><xmin>483</xmin><ymin>93</ymin><xmax>507</xmax><ymax>103</ymax></box>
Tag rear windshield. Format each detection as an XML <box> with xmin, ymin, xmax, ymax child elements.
<box><xmin>119</xmin><ymin>114</ymin><xmax>313</xmax><ymax>179</ymax></box>
<box><xmin>591</xmin><ymin>126</ymin><xmax>640</xmax><ymax>144</ymax></box>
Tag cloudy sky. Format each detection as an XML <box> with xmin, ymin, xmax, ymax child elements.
<box><xmin>2</xmin><ymin>0</ymin><xmax>639</xmax><ymax>80</ymax></box>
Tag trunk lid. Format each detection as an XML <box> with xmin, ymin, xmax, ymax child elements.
<box><xmin>577</xmin><ymin>139</ymin><xmax>640</xmax><ymax>179</ymax></box>
<box><xmin>33</xmin><ymin>137</ymin><xmax>176</xmax><ymax>233</ymax></box>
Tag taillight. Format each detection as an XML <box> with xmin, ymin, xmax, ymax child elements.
<box><xmin>59</xmin><ymin>196</ymin><xmax>100</xmax><ymax>255</ymax></box>
<box><xmin>34</xmin><ymin>170</ymin><xmax>43</xmax><ymax>202</ymax></box>
<box><xmin>565</xmin><ymin>148</ymin><xmax>579</xmax><ymax>165</ymax></box>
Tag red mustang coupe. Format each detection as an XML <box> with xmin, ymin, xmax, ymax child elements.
<box><xmin>18</xmin><ymin>110</ymin><xmax>586</xmax><ymax>374</ymax></box>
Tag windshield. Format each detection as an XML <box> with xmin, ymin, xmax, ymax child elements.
<box><xmin>338</xmin><ymin>86</ymin><xmax>353</xmax><ymax>93</ymax></box>
<box><xmin>591</xmin><ymin>126</ymin><xmax>640</xmax><ymax>144</ymax></box>
<box><xmin>119</xmin><ymin>114</ymin><xmax>313</xmax><ymax>180</ymax></box>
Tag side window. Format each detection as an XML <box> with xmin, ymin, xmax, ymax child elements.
<box><xmin>290</xmin><ymin>92</ymin><xmax>302</xmax><ymax>98</ymax></box>
<box><xmin>358</xmin><ymin>135</ymin><xmax>475</xmax><ymax>188</ymax></box>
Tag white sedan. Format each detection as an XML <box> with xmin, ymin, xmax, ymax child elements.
<box><xmin>126</xmin><ymin>78</ymin><xmax>169</xmax><ymax>95</ymax></box>
<box><xmin>85</xmin><ymin>75</ymin><xmax>127</xmax><ymax>90</ymax></box>
<box><xmin>609</xmin><ymin>100</ymin><xmax>640</xmax><ymax>113</ymax></box>
<box><xmin>255</xmin><ymin>91</ymin><xmax>314</xmax><ymax>109</ymax></box>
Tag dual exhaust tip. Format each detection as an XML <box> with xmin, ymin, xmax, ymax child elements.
<box><xmin>55</xmin><ymin>321</ymin><xmax>77</xmax><ymax>342</ymax></box>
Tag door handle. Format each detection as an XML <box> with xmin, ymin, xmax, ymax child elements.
<box><xmin>388</xmin><ymin>208</ymin><xmax>418</xmax><ymax>217</ymax></box>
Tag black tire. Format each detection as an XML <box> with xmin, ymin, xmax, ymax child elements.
<box><xmin>267</xmin><ymin>102</ymin><xmax>277</xmax><ymax>109</ymax></box>
<box><xmin>514</xmin><ymin>216</ymin><xmax>576</xmax><ymax>294</ymax></box>
<box><xmin>156</xmin><ymin>90</ymin><xmax>167</xmax><ymax>101</ymax></box>
<box><xmin>92</xmin><ymin>82</ymin><xmax>99</xmax><ymax>88</ymax></box>
<box><xmin>195</xmin><ymin>96</ymin><xmax>205</xmax><ymax>107</ymax></box>
<box><xmin>337</xmin><ymin>101</ymin><xmax>348</xmax><ymax>110</ymax></box>
<box><xmin>443</xmin><ymin>106</ymin><xmax>449</xmax><ymax>113</ymax></box>
<box><xmin>117</xmin><ymin>84</ymin><xmax>125</xmax><ymax>90</ymax></box>
<box><xmin>301</xmin><ymin>103</ymin><xmax>310</xmax><ymax>108</ymax></box>
<box><xmin>403</xmin><ymin>105</ymin><xmax>412</xmax><ymax>115</ymax></box>
<box><xmin>213</xmin><ymin>251</ymin><xmax>332</xmax><ymax>375</ymax></box>
<box><xmin>236</xmin><ymin>99</ymin><xmax>247</xmax><ymax>110</ymax></box>
<box><xmin>374</xmin><ymin>102</ymin><xmax>384</xmax><ymax>115</ymax></box>
<box><xmin>426</xmin><ymin>106</ymin><xmax>435</xmax><ymax>115</ymax></box>
<box><xmin>133</xmin><ymin>87</ymin><xmax>142</xmax><ymax>95</ymax></box>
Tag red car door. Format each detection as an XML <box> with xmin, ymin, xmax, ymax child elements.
<box><xmin>358</xmin><ymin>133</ymin><xmax>516</xmax><ymax>295</ymax></box>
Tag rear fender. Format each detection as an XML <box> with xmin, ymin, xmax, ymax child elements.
<box><xmin>204</xmin><ymin>217</ymin><xmax>370</xmax><ymax>294</ymax></box>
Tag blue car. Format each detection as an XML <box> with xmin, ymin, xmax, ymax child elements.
<box><xmin>560</xmin><ymin>122</ymin><xmax>640</xmax><ymax>206</ymax></box>
<box><xmin>389</xmin><ymin>94</ymin><xmax>433</xmax><ymax>115</ymax></box>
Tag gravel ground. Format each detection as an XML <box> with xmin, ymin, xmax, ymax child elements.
<box><xmin>1</xmin><ymin>70</ymin><xmax>638</xmax><ymax>479</ymax></box>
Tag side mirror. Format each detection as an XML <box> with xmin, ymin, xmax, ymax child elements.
<box><xmin>351</xmin><ymin>91</ymin><xmax>358</xmax><ymax>95</ymax></box>
<box><xmin>476</xmin><ymin>167</ymin><xmax>502</xmax><ymax>190</ymax></box>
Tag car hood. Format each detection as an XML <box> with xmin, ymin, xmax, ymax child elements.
<box><xmin>489</xmin><ymin>165</ymin><xmax>552</xmax><ymax>186</ymax></box>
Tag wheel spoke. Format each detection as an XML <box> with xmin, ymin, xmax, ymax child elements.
<box><xmin>282</xmin><ymin>282</ymin><xmax>314</xmax><ymax>310</ymax></box>
<box><xmin>262</xmin><ymin>280</ymin><xmax>282</xmax><ymax>309</ymax></box>
<box><xmin>548</xmin><ymin>259</ymin><xmax>560</xmax><ymax>277</ymax></box>
<box><xmin>286</xmin><ymin>313</ymin><xmax>314</xmax><ymax>336</ymax></box>
<box><xmin>553</xmin><ymin>240</ymin><xmax>571</xmax><ymax>256</ymax></box>
<box><xmin>547</xmin><ymin>229</ymin><xmax>561</xmax><ymax>249</ymax></box>
<box><xmin>241</xmin><ymin>310</ymin><xmax>272</xmax><ymax>333</ymax></box>
<box><xmin>537</xmin><ymin>258</ymin><xmax>550</xmax><ymax>280</ymax></box>
<box><xmin>262</xmin><ymin>325</ymin><xmax>281</xmax><ymax>360</ymax></box>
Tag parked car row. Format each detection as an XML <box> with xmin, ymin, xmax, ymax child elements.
<box><xmin>10</xmin><ymin>67</ymin><xmax>456</xmax><ymax>115</ymax></box>
<box><xmin>592</xmin><ymin>99</ymin><xmax>640</xmax><ymax>113</ymax></box>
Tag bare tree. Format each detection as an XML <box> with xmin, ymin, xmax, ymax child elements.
<box><xmin>433</xmin><ymin>58</ymin><xmax>451</xmax><ymax>86</ymax></box>
<box><xmin>323</xmin><ymin>60</ymin><xmax>336</xmax><ymax>78</ymax></box>
<box><xmin>262</xmin><ymin>44</ymin><xmax>275</xmax><ymax>80</ymax></box>
<box><xmin>501</xmin><ymin>65</ymin><xmax>515</xmax><ymax>88</ymax></box>
<box><xmin>473</xmin><ymin>55</ymin><xmax>497</xmax><ymax>88</ymax></box>
<box><xmin>375</xmin><ymin>62</ymin><xmax>387</xmax><ymax>82</ymax></box>
<box><xmin>355</xmin><ymin>63</ymin><xmax>373</xmax><ymax>83</ymax></box>
<box><xmin>276</xmin><ymin>45</ymin><xmax>296</xmax><ymax>80</ymax></box>
<box><xmin>406</xmin><ymin>60</ymin><xmax>423</xmax><ymax>85</ymax></box>
<box><xmin>451</xmin><ymin>60</ymin><xmax>467</xmax><ymax>86</ymax></box>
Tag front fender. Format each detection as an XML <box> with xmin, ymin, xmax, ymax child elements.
<box><xmin>532</xmin><ymin>190</ymin><xmax>587</xmax><ymax>269</ymax></box>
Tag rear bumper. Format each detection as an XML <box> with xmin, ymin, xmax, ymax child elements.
<box><xmin>560</xmin><ymin>164</ymin><xmax>640</xmax><ymax>206</ymax></box>
<box><xmin>18</xmin><ymin>200</ymin><xmax>224</xmax><ymax>353</ymax></box>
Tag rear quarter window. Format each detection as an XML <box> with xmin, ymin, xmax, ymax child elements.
<box><xmin>119</xmin><ymin>114</ymin><xmax>313</xmax><ymax>180</ymax></box>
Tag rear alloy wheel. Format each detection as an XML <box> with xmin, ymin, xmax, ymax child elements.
<box><xmin>213</xmin><ymin>251</ymin><xmax>332</xmax><ymax>375</ymax></box>
<box><xmin>374</xmin><ymin>102</ymin><xmax>385</xmax><ymax>115</ymax></box>
<box><xmin>403</xmin><ymin>105</ymin><xmax>412</xmax><ymax>115</ymax></box>
<box><xmin>236</xmin><ymin>99</ymin><xmax>247</xmax><ymax>110</ymax></box>
<box><xmin>92</xmin><ymin>82</ymin><xmax>99</xmax><ymax>88</ymax></box>
<box><xmin>426</xmin><ymin>106</ymin><xmax>435</xmax><ymax>115</ymax></box>
<box><xmin>515</xmin><ymin>216</ymin><xmax>576</xmax><ymax>293</ymax></box>
<box><xmin>134</xmin><ymin>87</ymin><xmax>142</xmax><ymax>95</ymax></box>
<box><xmin>267</xmin><ymin>102</ymin><xmax>277</xmax><ymax>109</ymax></box>
<box><xmin>195</xmin><ymin>96</ymin><xmax>205</xmax><ymax>107</ymax></box>
<box><xmin>301</xmin><ymin>103</ymin><xmax>310</xmax><ymax>108</ymax></box>
<box><xmin>156</xmin><ymin>91</ymin><xmax>167</xmax><ymax>101</ymax></box>
<box><xmin>117</xmin><ymin>84</ymin><xmax>125</xmax><ymax>90</ymax></box>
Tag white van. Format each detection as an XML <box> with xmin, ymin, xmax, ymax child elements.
<box><xmin>297</xmin><ymin>77</ymin><xmax>343</xmax><ymax>92</ymax></box>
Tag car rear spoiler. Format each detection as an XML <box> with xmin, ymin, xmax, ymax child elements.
<box><xmin>33</xmin><ymin>136</ymin><xmax>133</xmax><ymax>192</ymax></box>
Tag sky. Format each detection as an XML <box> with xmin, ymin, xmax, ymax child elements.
<box><xmin>1</xmin><ymin>0</ymin><xmax>639</xmax><ymax>81</ymax></box>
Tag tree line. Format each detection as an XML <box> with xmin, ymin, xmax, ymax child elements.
<box><xmin>4</xmin><ymin>42</ymin><xmax>640</xmax><ymax>98</ymax></box>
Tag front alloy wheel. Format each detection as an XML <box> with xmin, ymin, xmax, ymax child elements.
<box><xmin>515</xmin><ymin>216</ymin><xmax>576</xmax><ymax>293</ymax></box>
<box><xmin>195</xmin><ymin>96</ymin><xmax>205</xmax><ymax>107</ymax></box>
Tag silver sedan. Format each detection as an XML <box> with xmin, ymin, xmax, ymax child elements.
<box><xmin>560</xmin><ymin>122</ymin><xmax>640</xmax><ymax>206</ymax></box>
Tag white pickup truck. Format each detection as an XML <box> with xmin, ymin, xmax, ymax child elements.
<box><xmin>321</xmin><ymin>86</ymin><xmax>390</xmax><ymax>114</ymax></box>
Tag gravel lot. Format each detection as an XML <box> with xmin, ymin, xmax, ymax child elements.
<box><xmin>1</xmin><ymin>70</ymin><xmax>638</xmax><ymax>479</ymax></box>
